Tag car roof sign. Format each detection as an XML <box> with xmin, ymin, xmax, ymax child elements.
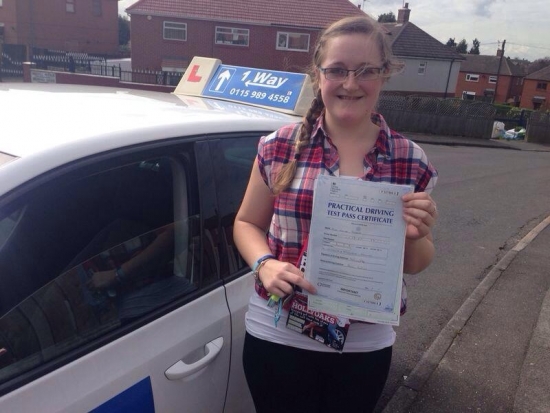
<box><xmin>174</xmin><ymin>56</ymin><xmax>220</xmax><ymax>96</ymax></box>
<box><xmin>174</xmin><ymin>56</ymin><xmax>314</xmax><ymax>117</ymax></box>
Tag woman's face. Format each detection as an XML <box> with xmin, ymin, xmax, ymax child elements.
<box><xmin>318</xmin><ymin>33</ymin><xmax>385</xmax><ymax>128</ymax></box>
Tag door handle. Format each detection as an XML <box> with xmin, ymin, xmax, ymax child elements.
<box><xmin>165</xmin><ymin>337</ymin><xmax>224</xmax><ymax>380</ymax></box>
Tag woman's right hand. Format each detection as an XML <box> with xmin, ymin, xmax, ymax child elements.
<box><xmin>258</xmin><ymin>259</ymin><xmax>317</xmax><ymax>297</ymax></box>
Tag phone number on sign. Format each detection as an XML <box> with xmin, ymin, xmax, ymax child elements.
<box><xmin>229</xmin><ymin>88</ymin><xmax>291</xmax><ymax>103</ymax></box>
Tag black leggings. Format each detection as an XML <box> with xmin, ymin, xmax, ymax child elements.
<box><xmin>242</xmin><ymin>332</ymin><xmax>392</xmax><ymax>413</ymax></box>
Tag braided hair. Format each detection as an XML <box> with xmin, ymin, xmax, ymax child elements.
<box><xmin>271</xmin><ymin>90</ymin><xmax>324</xmax><ymax>194</ymax></box>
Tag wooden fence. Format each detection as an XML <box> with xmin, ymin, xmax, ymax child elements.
<box><xmin>377</xmin><ymin>95</ymin><xmax>496</xmax><ymax>139</ymax></box>
<box><xmin>527</xmin><ymin>112</ymin><xmax>550</xmax><ymax>144</ymax></box>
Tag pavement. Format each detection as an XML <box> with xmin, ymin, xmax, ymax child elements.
<box><xmin>381</xmin><ymin>134</ymin><xmax>550</xmax><ymax>413</ymax></box>
<box><xmin>408</xmin><ymin>133</ymin><xmax>550</xmax><ymax>152</ymax></box>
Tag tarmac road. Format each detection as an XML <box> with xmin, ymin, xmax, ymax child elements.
<box><xmin>377</xmin><ymin>135</ymin><xmax>550</xmax><ymax>413</ymax></box>
<box><xmin>383</xmin><ymin>215</ymin><xmax>550</xmax><ymax>413</ymax></box>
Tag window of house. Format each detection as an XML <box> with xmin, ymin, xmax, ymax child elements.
<box><xmin>0</xmin><ymin>1</ymin><xmax>3</xmax><ymax>7</ymax></box>
<box><xmin>92</xmin><ymin>0</ymin><xmax>102</xmax><ymax>16</ymax></box>
<box><xmin>276</xmin><ymin>32</ymin><xmax>309</xmax><ymax>52</ymax></box>
<box><xmin>418</xmin><ymin>62</ymin><xmax>427</xmax><ymax>75</ymax></box>
<box><xmin>462</xmin><ymin>91</ymin><xmax>476</xmax><ymax>100</ymax></box>
<box><xmin>536</xmin><ymin>82</ymin><xmax>548</xmax><ymax>90</ymax></box>
<box><xmin>163</xmin><ymin>22</ymin><xmax>187</xmax><ymax>41</ymax></box>
<box><xmin>215</xmin><ymin>27</ymin><xmax>249</xmax><ymax>47</ymax></box>
<box><xmin>66</xmin><ymin>0</ymin><xmax>75</xmax><ymax>13</ymax></box>
<box><xmin>532</xmin><ymin>96</ymin><xmax>546</xmax><ymax>110</ymax></box>
<box><xmin>488</xmin><ymin>76</ymin><xmax>497</xmax><ymax>84</ymax></box>
<box><xmin>466</xmin><ymin>74</ymin><xmax>479</xmax><ymax>82</ymax></box>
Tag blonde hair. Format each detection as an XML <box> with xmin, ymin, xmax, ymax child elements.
<box><xmin>272</xmin><ymin>15</ymin><xmax>403</xmax><ymax>195</ymax></box>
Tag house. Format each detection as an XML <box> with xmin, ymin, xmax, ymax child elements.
<box><xmin>126</xmin><ymin>0</ymin><xmax>364</xmax><ymax>73</ymax></box>
<box><xmin>126</xmin><ymin>1</ymin><xmax>462</xmax><ymax>97</ymax></box>
<box><xmin>519</xmin><ymin>65</ymin><xmax>550</xmax><ymax>110</ymax></box>
<box><xmin>454</xmin><ymin>52</ymin><xmax>525</xmax><ymax>104</ymax></box>
<box><xmin>380</xmin><ymin>4</ymin><xmax>464</xmax><ymax>98</ymax></box>
<box><xmin>0</xmin><ymin>0</ymin><xmax>119</xmax><ymax>56</ymax></box>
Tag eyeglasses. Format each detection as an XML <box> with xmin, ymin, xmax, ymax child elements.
<box><xmin>318</xmin><ymin>66</ymin><xmax>385</xmax><ymax>82</ymax></box>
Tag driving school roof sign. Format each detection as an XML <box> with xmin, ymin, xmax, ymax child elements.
<box><xmin>174</xmin><ymin>56</ymin><xmax>314</xmax><ymax>116</ymax></box>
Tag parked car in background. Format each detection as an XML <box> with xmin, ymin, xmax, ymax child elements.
<box><xmin>0</xmin><ymin>58</ymin><xmax>313</xmax><ymax>412</ymax></box>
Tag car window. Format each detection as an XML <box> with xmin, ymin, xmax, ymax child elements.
<box><xmin>0</xmin><ymin>207</ymin><xmax>25</xmax><ymax>250</ymax></box>
<box><xmin>209</xmin><ymin>136</ymin><xmax>261</xmax><ymax>276</ymax></box>
<box><xmin>0</xmin><ymin>152</ymin><xmax>214</xmax><ymax>388</ymax></box>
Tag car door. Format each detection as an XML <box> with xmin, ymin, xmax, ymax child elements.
<box><xmin>0</xmin><ymin>140</ymin><xmax>232</xmax><ymax>412</ymax></box>
<box><xmin>199</xmin><ymin>135</ymin><xmax>266</xmax><ymax>413</ymax></box>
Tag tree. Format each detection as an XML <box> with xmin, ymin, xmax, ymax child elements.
<box><xmin>446</xmin><ymin>38</ymin><xmax>457</xmax><ymax>47</ymax></box>
<box><xmin>377</xmin><ymin>12</ymin><xmax>396</xmax><ymax>23</ymax></box>
<box><xmin>118</xmin><ymin>16</ymin><xmax>130</xmax><ymax>46</ymax></box>
<box><xmin>528</xmin><ymin>57</ymin><xmax>550</xmax><ymax>74</ymax></box>
<box><xmin>469</xmin><ymin>38</ymin><xmax>480</xmax><ymax>55</ymax></box>
<box><xmin>456</xmin><ymin>39</ymin><xmax>468</xmax><ymax>54</ymax></box>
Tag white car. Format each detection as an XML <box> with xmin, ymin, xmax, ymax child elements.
<box><xmin>0</xmin><ymin>58</ymin><xmax>312</xmax><ymax>412</ymax></box>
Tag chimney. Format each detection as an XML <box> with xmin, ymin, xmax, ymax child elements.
<box><xmin>496</xmin><ymin>48</ymin><xmax>503</xmax><ymax>57</ymax></box>
<box><xmin>397</xmin><ymin>3</ymin><xmax>411</xmax><ymax>23</ymax></box>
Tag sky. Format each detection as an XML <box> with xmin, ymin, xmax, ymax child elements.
<box><xmin>118</xmin><ymin>0</ymin><xmax>550</xmax><ymax>62</ymax></box>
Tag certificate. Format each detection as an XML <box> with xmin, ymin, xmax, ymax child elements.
<box><xmin>305</xmin><ymin>175</ymin><xmax>413</xmax><ymax>325</ymax></box>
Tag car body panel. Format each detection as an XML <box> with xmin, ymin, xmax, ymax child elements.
<box><xmin>0</xmin><ymin>83</ymin><xmax>298</xmax><ymax>197</ymax></box>
<box><xmin>222</xmin><ymin>274</ymin><xmax>257</xmax><ymax>413</ymax></box>
<box><xmin>0</xmin><ymin>81</ymin><xmax>303</xmax><ymax>412</ymax></box>
<box><xmin>0</xmin><ymin>288</ymin><xmax>231</xmax><ymax>412</ymax></box>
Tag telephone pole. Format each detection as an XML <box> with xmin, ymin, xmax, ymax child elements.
<box><xmin>493</xmin><ymin>39</ymin><xmax>506</xmax><ymax>104</ymax></box>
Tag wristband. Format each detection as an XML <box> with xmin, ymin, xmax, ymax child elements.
<box><xmin>252</xmin><ymin>254</ymin><xmax>276</xmax><ymax>272</ymax></box>
<box><xmin>252</xmin><ymin>254</ymin><xmax>275</xmax><ymax>285</ymax></box>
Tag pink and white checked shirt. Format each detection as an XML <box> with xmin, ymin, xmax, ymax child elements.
<box><xmin>258</xmin><ymin>113</ymin><xmax>437</xmax><ymax>266</ymax></box>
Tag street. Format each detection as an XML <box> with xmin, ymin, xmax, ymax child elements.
<box><xmin>376</xmin><ymin>143</ymin><xmax>550</xmax><ymax>411</ymax></box>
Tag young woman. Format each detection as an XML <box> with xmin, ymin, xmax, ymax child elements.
<box><xmin>234</xmin><ymin>15</ymin><xmax>438</xmax><ymax>413</ymax></box>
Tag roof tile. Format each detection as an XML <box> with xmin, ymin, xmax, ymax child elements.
<box><xmin>382</xmin><ymin>22</ymin><xmax>464</xmax><ymax>61</ymax></box>
<box><xmin>526</xmin><ymin>65</ymin><xmax>550</xmax><ymax>81</ymax></box>
<box><xmin>127</xmin><ymin>0</ymin><xmax>364</xmax><ymax>29</ymax></box>
<box><xmin>459</xmin><ymin>54</ymin><xmax>525</xmax><ymax>76</ymax></box>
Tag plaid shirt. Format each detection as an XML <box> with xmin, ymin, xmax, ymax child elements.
<box><xmin>258</xmin><ymin>113</ymin><xmax>438</xmax><ymax>266</ymax></box>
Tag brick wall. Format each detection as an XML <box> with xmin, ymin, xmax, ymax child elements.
<box><xmin>455</xmin><ymin>71</ymin><xmax>514</xmax><ymax>103</ymax></box>
<box><xmin>130</xmin><ymin>15</ymin><xmax>319</xmax><ymax>73</ymax></box>
<box><xmin>0</xmin><ymin>0</ymin><xmax>18</xmax><ymax>44</ymax></box>
<box><xmin>520</xmin><ymin>79</ymin><xmax>549</xmax><ymax>110</ymax></box>
<box><xmin>24</xmin><ymin>64</ymin><xmax>173</xmax><ymax>93</ymax></box>
<box><xmin>1</xmin><ymin>0</ymin><xmax>118</xmax><ymax>55</ymax></box>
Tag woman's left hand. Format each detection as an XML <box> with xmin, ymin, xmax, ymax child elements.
<box><xmin>402</xmin><ymin>192</ymin><xmax>438</xmax><ymax>240</ymax></box>
<box><xmin>87</xmin><ymin>269</ymin><xmax>116</xmax><ymax>290</ymax></box>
